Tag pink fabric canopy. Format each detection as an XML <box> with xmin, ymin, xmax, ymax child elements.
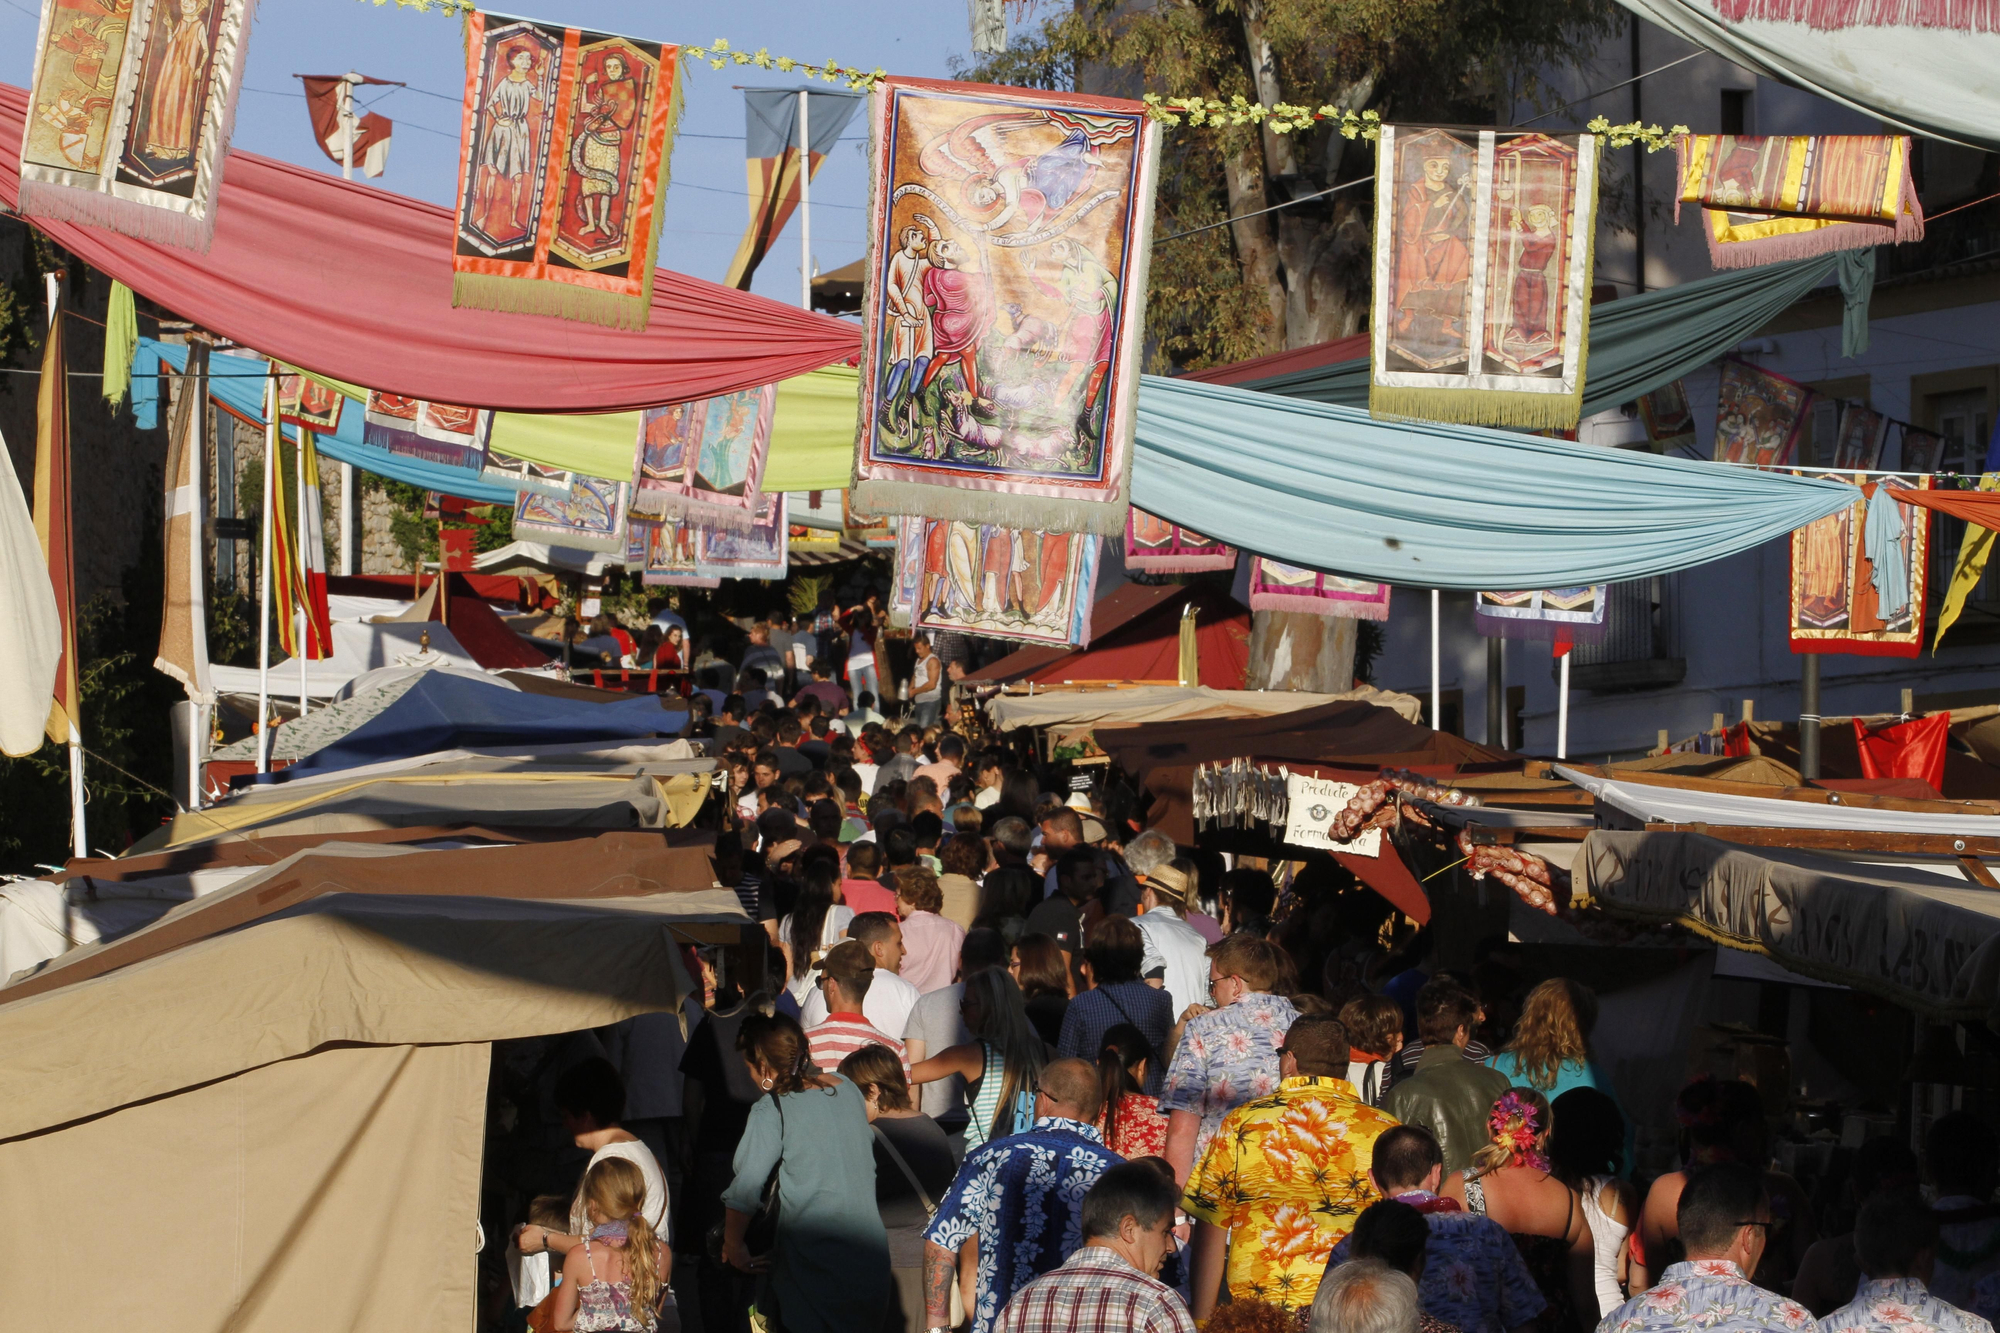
<box><xmin>0</xmin><ymin>83</ymin><xmax>861</xmax><ymax>413</ymax></box>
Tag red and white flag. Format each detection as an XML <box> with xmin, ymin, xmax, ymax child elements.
<box><xmin>298</xmin><ymin>74</ymin><xmax>396</xmax><ymax>178</ymax></box>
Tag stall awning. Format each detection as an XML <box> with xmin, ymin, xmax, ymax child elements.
<box><xmin>1556</xmin><ymin>764</ymin><xmax>2000</xmax><ymax>836</ymax></box>
<box><xmin>966</xmin><ymin>584</ymin><xmax>1252</xmax><ymax>690</ymax></box>
<box><xmin>985</xmin><ymin>684</ymin><xmax>1421</xmax><ymax>732</ymax></box>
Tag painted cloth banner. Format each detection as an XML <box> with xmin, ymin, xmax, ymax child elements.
<box><xmin>278</xmin><ymin>372</ymin><xmax>343</xmax><ymax>433</ymax></box>
<box><xmin>895</xmin><ymin>515</ymin><xmax>1101</xmax><ymax>647</ymax></box>
<box><xmin>298</xmin><ymin>73</ymin><xmax>392</xmax><ymax>178</ymax></box>
<box><xmin>483</xmin><ymin>449</ymin><xmax>568</xmax><ymax>496</ymax></box>
<box><xmin>1370</xmin><ymin>125</ymin><xmax>1600</xmax><ymax>430</ymax></box>
<box><xmin>1637</xmin><ymin>379</ymin><xmax>1696</xmax><ymax>453</ymax></box>
<box><xmin>18</xmin><ymin>0</ymin><xmax>251</xmax><ymax>248</ymax></box>
<box><xmin>1475</xmin><ymin>587</ymin><xmax>1608</xmax><ymax>644</ymax></box>
<box><xmin>842</xmin><ymin>491</ymin><xmax>897</xmax><ymax>548</ymax></box>
<box><xmin>271</xmin><ymin>430</ymin><xmax>333</xmax><ymax>660</ymax></box>
<box><xmin>156</xmin><ymin>343</ymin><xmax>211</xmax><ymax>700</ymax></box>
<box><xmin>852</xmin><ymin>76</ymin><xmax>1161</xmax><ymax>536</ymax></box>
<box><xmin>1676</xmin><ymin>135</ymin><xmax>1923</xmax><ymax>268</ymax></box>
<box><xmin>1124</xmin><ymin>508</ymin><xmax>1234</xmax><ymax>573</ymax></box>
<box><xmin>1247</xmin><ymin>559</ymin><xmax>1392</xmax><ymax>620</ymax></box>
<box><xmin>1894</xmin><ymin>423</ymin><xmax>1946</xmax><ymax>474</ymax></box>
<box><xmin>788</xmin><ymin>521</ymin><xmax>843</xmax><ymax>555</ymax></box>
<box><xmin>1832</xmin><ymin>402</ymin><xmax>1889</xmax><ymax>470</ymax></box>
<box><xmin>1790</xmin><ymin>469</ymin><xmax>1929</xmax><ymax>657</ymax></box>
<box><xmin>1886</xmin><ymin>477</ymin><xmax>2000</xmax><ymax>648</ymax></box>
<box><xmin>1714</xmin><ymin>358</ymin><xmax>1810</xmax><ymax>466</ymax></box>
<box><xmin>452</xmin><ymin>12</ymin><xmax>683</xmax><ymax>330</ymax></box>
<box><xmin>513</xmin><ymin>473</ymin><xmax>630</xmax><ymax>553</ymax></box>
<box><xmin>627</xmin><ymin>517</ymin><xmax>717</xmax><ymax>587</ymax></box>
<box><xmin>723</xmin><ymin>87</ymin><xmax>864</xmax><ymax>290</ymax></box>
<box><xmin>695</xmin><ymin>492</ymin><xmax>787</xmax><ymax>580</ymax></box>
<box><xmin>633</xmin><ymin>383</ymin><xmax>775</xmax><ymax>527</ymax></box>
<box><xmin>363</xmin><ymin>392</ymin><xmax>493</xmax><ymax>473</ymax></box>
<box><xmin>34</xmin><ymin>297</ymin><xmax>79</xmax><ymax>747</ymax></box>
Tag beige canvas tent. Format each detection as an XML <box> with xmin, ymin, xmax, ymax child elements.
<box><xmin>0</xmin><ymin>885</ymin><xmax>747</xmax><ymax>1331</ymax></box>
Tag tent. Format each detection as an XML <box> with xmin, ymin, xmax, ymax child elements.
<box><xmin>374</xmin><ymin>574</ymin><xmax>553</xmax><ymax>671</ymax></box>
<box><xmin>0</xmin><ymin>884</ymin><xmax>745</xmax><ymax>1332</ymax></box>
<box><xmin>209</xmin><ymin>619</ymin><xmax>484</xmax><ymax>701</ymax></box>
<box><xmin>984</xmin><ymin>683</ymin><xmax>1423</xmax><ymax>732</ymax></box>
<box><xmin>964</xmin><ymin>584</ymin><xmax>1253</xmax><ymax>689</ymax></box>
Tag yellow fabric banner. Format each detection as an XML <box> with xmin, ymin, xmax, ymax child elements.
<box><xmin>1934</xmin><ymin>474</ymin><xmax>2000</xmax><ymax>651</ymax></box>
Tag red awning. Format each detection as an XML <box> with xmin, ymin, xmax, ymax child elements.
<box><xmin>0</xmin><ymin>83</ymin><xmax>859</xmax><ymax>413</ymax></box>
<box><xmin>1180</xmin><ymin>333</ymin><xmax>1370</xmax><ymax>386</ymax></box>
<box><xmin>965</xmin><ymin>584</ymin><xmax>1251</xmax><ymax>689</ymax></box>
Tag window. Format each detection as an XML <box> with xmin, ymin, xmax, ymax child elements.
<box><xmin>1803</xmin><ymin>376</ymin><xmax>1869</xmax><ymax>469</ymax></box>
<box><xmin>1569</xmin><ymin>577</ymin><xmax>1686</xmax><ymax>690</ymax></box>
<box><xmin>1720</xmin><ymin>89</ymin><xmax>1752</xmax><ymax>137</ymax></box>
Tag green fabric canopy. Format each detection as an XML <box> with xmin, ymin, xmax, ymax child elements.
<box><xmin>1240</xmin><ymin>253</ymin><xmax>1841</xmax><ymax>416</ymax></box>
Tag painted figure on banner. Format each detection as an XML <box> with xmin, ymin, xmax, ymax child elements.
<box><xmin>473</xmin><ymin>40</ymin><xmax>553</xmax><ymax>242</ymax></box>
<box><xmin>140</xmin><ymin>0</ymin><xmax>209</xmax><ymax>160</ymax></box>
<box><xmin>278</xmin><ymin>374</ymin><xmax>343</xmax><ymax>432</ymax></box>
<box><xmin>1790</xmin><ymin>469</ymin><xmax>1930</xmax><ymax>655</ymax></box>
<box><xmin>33</xmin><ymin>0</ymin><xmax>131</xmax><ymax>169</ymax></box>
<box><xmin>1833</xmin><ymin>404</ymin><xmax>1888</xmax><ymax>470</ymax></box>
<box><xmin>1638</xmin><ymin>379</ymin><xmax>1696</xmax><ymax>450</ymax></box>
<box><xmin>1713</xmin><ymin>359</ymin><xmax>1810</xmax><ymax>467</ymax></box>
<box><xmin>880</xmin><ymin>223</ymin><xmax>937</xmax><ymax>430</ymax></box>
<box><xmin>1898</xmin><ymin>425</ymin><xmax>1944</xmax><ymax>473</ymax></box>
<box><xmin>1484</xmin><ymin>135</ymin><xmax>1580</xmax><ymax>377</ymax></box>
<box><xmin>900</xmin><ymin>515</ymin><xmax>1098</xmax><ymax>647</ymax></box>
<box><xmin>564</xmin><ymin>47</ymin><xmax>640</xmax><ymax>248</ymax></box>
<box><xmin>696</xmin><ymin>494</ymin><xmax>786</xmax><ymax>577</ymax></box>
<box><xmin>634</xmin><ymin>385</ymin><xmax>774</xmax><ymax>524</ymax></box>
<box><xmin>1389</xmin><ymin>129</ymin><xmax>1476</xmax><ymax>372</ymax></box>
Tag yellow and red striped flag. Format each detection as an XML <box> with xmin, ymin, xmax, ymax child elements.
<box><xmin>32</xmin><ymin>294</ymin><xmax>78</xmax><ymax>746</ymax></box>
<box><xmin>271</xmin><ymin>429</ymin><xmax>333</xmax><ymax>660</ymax></box>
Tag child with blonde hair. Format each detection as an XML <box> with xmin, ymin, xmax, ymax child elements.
<box><xmin>551</xmin><ymin>1156</ymin><xmax>668</xmax><ymax>1333</ymax></box>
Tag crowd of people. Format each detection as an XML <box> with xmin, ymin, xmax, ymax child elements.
<box><xmin>480</xmin><ymin>617</ymin><xmax>2000</xmax><ymax>1333</ymax></box>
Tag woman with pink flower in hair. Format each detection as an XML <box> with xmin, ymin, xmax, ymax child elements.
<box><xmin>1442</xmin><ymin>1087</ymin><xmax>1598</xmax><ymax>1333</ymax></box>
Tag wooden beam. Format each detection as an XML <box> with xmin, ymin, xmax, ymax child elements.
<box><xmin>1959</xmin><ymin>857</ymin><xmax>2000</xmax><ymax>889</ymax></box>
<box><xmin>1460</xmin><ymin>825</ymin><xmax>1593</xmax><ymax>844</ymax></box>
<box><xmin>1540</xmin><ymin>761</ymin><xmax>2000</xmax><ymax>816</ymax></box>
<box><xmin>1643</xmin><ymin>822</ymin><xmax>2000</xmax><ymax>863</ymax></box>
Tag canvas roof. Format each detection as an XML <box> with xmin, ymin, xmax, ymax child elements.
<box><xmin>986</xmin><ymin>683</ymin><xmax>1422</xmax><ymax>731</ymax></box>
<box><xmin>1557</xmin><ymin>764</ymin><xmax>2000</xmax><ymax>835</ymax></box>
<box><xmin>964</xmin><ymin>583</ymin><xmax>1253</xmax><ymax>689</ymax></box>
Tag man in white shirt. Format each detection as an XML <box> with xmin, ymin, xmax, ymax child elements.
<box><xmin>1131</xmin><ymin>862</ymin><xmax>1212</xmax><ymax>1020</ymax></box>
<box><xmin>799</xmin><ymin>910</ymin><xmax>918</xmax><ymax>1038</ymax></box>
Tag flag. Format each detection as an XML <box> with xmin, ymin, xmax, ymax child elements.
<box><xmin>33</xmin><ymin>298</ymin><xmax>79</xmax><ymax>747</ymax></box>
<box><xmin>271</xmin><ymin>429</ymin><xmax>333</xmax><ymax>659</ymax></box>
<box><xmin>298</xmin><ymin>74</ymin><xmax>395</xmax><ymax>178</ymax></box>
<box><xmin>0</xmin><ymin>424</ymin><xmax>60</xmax><ymax>757</ymax></box>
<box><xmin>722</xmin><ymin>87</ymin><xmax>864</xmax><ymax>291</ymax></box>
<box><xmin>1934</xmin><ymin>474</ymin><xmax>2000</xmax><ymax>650</ymax></box>
<box><xmin>156</xmin><ymin>344</ymin><xmax>213</xmax><ymax>700</ymax></box>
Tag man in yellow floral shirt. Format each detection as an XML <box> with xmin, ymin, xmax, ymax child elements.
<box><xmin>1182</xmin><ymin>1013</ymin><xmax>1400</xmax><ymax>1322</ymax></box>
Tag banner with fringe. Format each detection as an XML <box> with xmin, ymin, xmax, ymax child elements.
<box><xmin>842</xmin><ymin>492</ymin><xmax>897</xmax><ymax>547</ymax></box>
<box><xmin>1124</xmin><ymin>508</ymin><xmax>1234</xmax><ymax>573</ymax></box>
<box><xmin>279</xmin><ymin>372</ymin><xmax>344</xmax><ymax>433</ymax></box>
<box><xmin>1474</xmin><ymin>587</ymin><xmax>1608</xmax><ymax>644</ymax></box>
<box><xmin>1789</xmin><ymin>469</ymin><xmax>1929</xmax><ymax>658</ymax></box>
<box><xmin>512</xmin><ymin>472</ymin><xmax>631</xmax><ymax>553</ymax></box>
<box><xmin>452</xmin><ymin>12</ymin><xmax>683</xmax><ymax>330</ymax></box>
<box><xmin>695</xmin><ymin>491</ymin><xmax>787</xmax><ymax>580</ymax></box>
<box><xmin>1709</xmin><ymin>0</ymin><xmax>2000</xmax><ymax>28</ymax></box>
<box><xmin>1248</xmin><ymin>559</ymin><xmax>1391</xmax><ymax>620</ymax></box>
<box><xmin>363</xmin><ymin>391</ymin><xmax>493</xmax><ymax>473</ymax></box>
<box><xmin>483</xmin><ymin>449</ymin><xmax>570</xmax><ymax>496</ymax></box>
<box><xmin>19</xmin><ymin>0</ymin><xmax>253</xmax><ymax>249</ymax></box>
<box><xmin>1714</xmin><ymin>358</ymin><xmax>1811</xmax><ymax>466</ymax></box>
<box><xmin>632</xmin><ymin>383</ymin><xmax>774</xmax><ymax>528</ymax></box>
<box><xmin>1370</xmin><ymin>126</ymin><xmax>1600</xmax><ymax>430</ymax></box>
<box><xmin>851</xmin><ymin>76</ymin><xmax>1160</xmax><ymax>536</ymax></box>
<box><xmin>893</xmin><ymin>514</ymin><xmax>1101</xmax><ymax>647</ymax></box>
<box><xmin>627</xmin><ymin>516</ymin><xmax>719</xmax><ymax>587</ymax></box>
<box><xmin>1676</xmin><ymin>135</ymin><xmax>1923</xmax><ymax>268</ymax></box>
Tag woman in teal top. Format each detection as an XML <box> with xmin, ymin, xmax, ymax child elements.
<box><xmin>1488</xmin><ymin>978</ymin><xmax>1621</xmax><ymax>1108</ymax></box>
<box><xmin>721</xmin><ymin>1012</ymin><xmax>890</xmax><ymax>1333</ymax></box>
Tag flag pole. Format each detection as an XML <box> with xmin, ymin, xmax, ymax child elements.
<box><xmin>1429</xmin><ymin>589</ymin><xmax>1441</xmax><ymax>733</ymax></box>
<box><xmin>295</xmin><ymin>428</ymin><xmax>309</xmax><ymax>717</ymax></box>
<box><xmin>46</xmin><ymin>273</ymin><xmax>86</xmax><ymax>857</ymax></box>
<box><xmin>341</xmin><ymin>71</ymin><xmax>357</xmax><ymax>181</ymax></box>
<box><xmin>798</xmin><ymin>89</ymin><xmax>811</xmax><ymax>310</ymax></box>
<box><xmin>1557</xmin><ymin>650</ymin><xmax>1571</xmax><ymax>759</ymax></box>
<box><xmin>256</xmin><ymin>376</ymin><xmax>276</xmax><ymax>774</ymax></box>
<box><xmin>190</xmin><ymin>348</ymin><xmax>209</xmax><ymax>809</ymax></box>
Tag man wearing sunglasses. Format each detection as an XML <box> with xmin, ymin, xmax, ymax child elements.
<box><xmin>1601</xmin><ymin>1163</ymin><xmax>1813</xmax><ymax>1333</ymax></box>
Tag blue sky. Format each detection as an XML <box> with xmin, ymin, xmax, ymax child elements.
<box><xmin>0</xmin><ymin>0</ymin><xmax>995</xmax><ymax>306</ymax></box>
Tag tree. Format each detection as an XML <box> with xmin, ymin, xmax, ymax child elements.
<box><xmin>970</xmin><ymin>0</ymin><xmax>1615</xmax><ymax>368</ymax></box>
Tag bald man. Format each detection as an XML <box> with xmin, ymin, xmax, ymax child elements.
<box><xmin>922</xmin><ymin>1058</ymin><xmax>1125</xmax><ymax>1333</ymax></box>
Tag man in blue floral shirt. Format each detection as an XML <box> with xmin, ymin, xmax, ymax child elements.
<box><xmin>1328</xmin><ymin>1124</ymin><xmax>1545</xmax><ymax>1333</ymax></box>
<box><xmin>1601</xmin><ymin>1163</ymin><xmax>1816</xmax><ymax>1333</ymax></box>
<box><xmin>922</xmin><ymin>1059</ymin><xmax>1124</xmax><ymax>1333</ymax></box>
<box><xmin>1818</xmin><ymin>1192</ymin><xmax>1995</xmax><ymax>1333</ymax></box>
<box><xmin>1161</xmin><ymin>935</ymin><xmax>1298</xmax><ymax>1183</ymax></box>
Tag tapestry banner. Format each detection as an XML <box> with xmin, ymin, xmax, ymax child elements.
<box><xmin>1247</xmin><ymin>559</ymin><xmax>1392</xmax><ymax>621</ymax></box>
<box><xmin>483</xmin><ymin>450</ymin><xmax>570</xmax><ymax>497</ymax></box>
<box><xmin>1636</xmin><ymin>379</ymin><xmax>1696</xmax><ymax>453</ymax></box>
<box><xmin>1369</xmin><ymin>125</ymin><xmax>1600</xmax><ymax>430</ymax></box>
<box><xmin>842</xmin><ymin>492</ymin><xmax>897</xmax><ymax>548</ymax></box>
<box><xmin>695</xmin><ymin>491</ymin><xmax>787</xmax><ymax>580</ymax></box>
<box><xmin>1676</xmin><ymin>135</ymin><xmax>1924</xmax><ymax>269</ymax></box>
<box><xmin>19</xmin><ymin>0</ymin><xmax>252</xmax><ymax>248</ymax></box>
<box><xmin>363</xmin><ymin>392</ymin><xmax>493</xmax><ymax>473</ymax></box>
<box><xmin>278</xmin><ymin>372</ymin><xmax>343</xmax><ymax>433</ymax></box>
<box><xmin>452</xmin><ymin>12</ymin><xmax>683</xmax><ymax>329</ymax></box>
<box><xmin>1475</xmin><ymin>587</ymin><xmax>1609</xmax><ymax>643</ymax></box>
<box><xmin>1124</xmin><ymin>508</ymin><xmax>1235</xmax><ymax>573</ymax></box>
<box><xmin>851</xmin><ymin>76</ymin><xmax>1161</xmax><ymax>535</ymax></box>
<box><xmin>1714</xmin><ymin>358</ymin><xmax>1811</xmax><ymax>466</ymax></box>
<box><xmin>894</xmin><ymin>515</ymin><xmax>1101</xmax><ymax>647</ymax></box>
<box><xmin>626</xmin><ymin>517</ymin><xmax>717</xmax><ymax>587</ymax></box>
<box><xmin>1789</xmin><ymin>469</ymin><xmax>1928</xmax><ymax>657</ymax></box>
<box><xmin>512</xmin><ymin>472</ymin><xmax>630</xmax><ymax>553</ymax></box>
<box><xmin>1832</xmin><ymin>402</ymin><xmax>1889</xmax><ymax>471</ymax></box>
<box><xmin>632</xmin><ymin>383</ymin><xmax>775</xmax><ymax>528</ymax></box>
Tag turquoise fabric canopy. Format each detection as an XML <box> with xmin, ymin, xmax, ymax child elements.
<box><xmin>1132</xmin><ymin>377</ymin><xmax>1858</xmax><ymax>590</ymax></box>
<box><xmin>1239</xmin><ymin>253</ymin><xmax>1841</xmax><ymax>415</ymax></box>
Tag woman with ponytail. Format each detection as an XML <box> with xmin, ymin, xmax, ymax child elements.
<box><xmin>1444</xmin><ymin>1086</ymin><xmax>1597</xmax><ymax>1333</ymax></box>
<box><xmin>551</xmin><ymin>1155</ymin><xmax>668</xmax><ymax>1332</ymax></box>
<box><xmin>1095</xmin><ymin>1023</ymin><xmax>1167</xmax><ymax>1158</ymax></box>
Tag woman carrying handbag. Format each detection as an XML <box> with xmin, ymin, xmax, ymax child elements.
<box><xmin>720</xmin><ymin>1013</ymin><xmax>891</xmax><ymax>1333</ymax></box>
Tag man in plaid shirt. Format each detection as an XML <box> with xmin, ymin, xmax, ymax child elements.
<box><xmin>992</xmin><ymin>1161</ymin><xmax>1196</xmax><ymax>1333</ymax></box>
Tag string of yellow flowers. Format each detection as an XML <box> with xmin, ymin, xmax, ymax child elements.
<box><xmin>1588</xmin><ymin>116</ymin><xmax>1688</xmax><ymax>152</ymax></box>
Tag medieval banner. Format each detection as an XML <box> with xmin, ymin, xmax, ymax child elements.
<box><xmin>628</xmin><ymin>517</ymin><xmax>718</xmax><ymax>588</ymax></box>
<box><xmin>1676</xmin><ymin>135</ymin><xmax>1924</xmax><ymax>269</ymax></box>
<box><xmin>1370</xmin><ymin>125</ymin><xmax>1600</xmax><ymax>430</ymax></box>
<box><xmin>852</xmin><ymin>77</ymin><xmax>1161</xmax><ymax>535</ymax></box>
<box><xmin>632</xmin><ymin>383</ymin><xmax>776</xmax><ymax>528</ymax></box>
<box><xmin>1124</xmin><ymin>508</ymin><xmax>1235</xmax><ymax>573</ymax></box>
<box><xmin>19</xmin><ymin>0</ymin><xmax>252</xmax><ymax>248</ymax></box>
<box><xmin>483</xmin><ymin>449</ymin><xmax>570</xmax><ymax>496</ymax></box>
<box><xmin>1636</xmin><ymin>379</ymin><xmax>1696</xmax><ymax>454</ymax></box>
<box><xmin>1475</xmin><ymin>587</ymin><xmax>1608</xmax><ymax>644</ymax></box>
<box><xmin>1789</xmin><ymin>469</ymin><xmax>1929</xmax><ymax>658</ymax></box>
<box><xmin>1832</xmin><ymin>402</ymin><xmax>1890</xmax><ymax>471</ymax></box>
<box><xmin>842</xmin><ymin>492</ymin><xmax>898</xmax><ymax>548</ymax></box>
<box><xmin>512</xmin><ymin>472</ymin><xmax>630</xmax><ymax>553</ymax></box>
<box><xmin>278</xmin><ymin>372</ymin><xmax>344</xmax><ymax>433</ymax></box>
<box><xmin>895</xmin><ymin>515</ymin><xmax>1101</xmax><ymax>647</ymax></box>
<box><xmin>452</xmin><ymin>12</ymin><xmax>683</xmax><ymax>329</ymax></box>
<box><xmin>363</xmin><ymin>392</ymin><xmax>493</xmax><ymax>473</ymax></box>
<box><xmin>1713</xmin><ymin>358</ymin><xmax>1811</xmax><ymax>467</ymax></box>
<box><xmin>1248</xmin><ymin>559</ymin><xmax>1392</xmax><ymax>620</ymax></box>
<box><xmin>695</xmin><ymin>492</ymin><xmax>787</xmax><ymax>581</ymax></box>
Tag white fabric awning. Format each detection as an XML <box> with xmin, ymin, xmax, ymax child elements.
<box><xmin>986</xmin><ymin>684</ymin><xmax>1423</xmax><ymax>731</ymax></box>
<box><xmin>1556</xmin><ymin>765</ymin><xmax>2000</xmax><ymax>836</ymax></box>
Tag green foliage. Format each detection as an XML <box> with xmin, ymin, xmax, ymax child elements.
<box><xmin>789</xmin><ymin>574</ymin><xmax>831</xmax><ymax>616</ymax></box>
<box><xmin>0</xmin><ymin>224</ymin><xmax>61</xmax><ymax>372</ymax></box>
<box><xmin>207</xmin><ymin>589</ymin><xmax>258</xmax><ymax>668</ymax></box>
<box><xmin>1354</xmin><ymin>620</ymin><xmax>1385</xmax><ymax>685</ymax></box>
<box><xmin>372</xmin><ymin>475</ymin><xmax>514</xmax><ymax>570</ymax></box>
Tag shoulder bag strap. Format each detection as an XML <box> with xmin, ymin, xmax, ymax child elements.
<box><xmin>872</xmin><ymin>1124</ymin><xmax>938</xmax><ymax>1216</ymax></box>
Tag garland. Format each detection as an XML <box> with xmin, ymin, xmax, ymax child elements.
<box><xmin>1589</xmin><ymin>116</ymin><xmax>1688</xmax><ymax>153</ymax></box>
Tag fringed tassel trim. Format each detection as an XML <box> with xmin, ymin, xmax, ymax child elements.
<box><xmin>1368</xmin><ymin>384</ymin><xmax>1584</xmax><ymax>431</ymax></box>
<box><xmin>1249</xmin><ymin>590</ymin><xmax>1391</xmax><ymax>621</ymax></box>
<box><xmin>850</xmin><ymin>478</ymin><xmax>1129</xmax><ymax>537</ymax></box>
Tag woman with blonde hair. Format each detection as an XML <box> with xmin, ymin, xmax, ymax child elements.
<box><xmin>1490</xmin><ymin>978</ymin><xmax>1615</xmax><ymax>1104</ymax></box>
<box><xmin>1443</xmin><ymin>1087</ymin><xmax>1597</xmax><ymax>1333</ymax></box>
<box><xmin>551</xmin><ymin>1155</ymin><xmax>668</xmax><ymax>1332</ymax></box>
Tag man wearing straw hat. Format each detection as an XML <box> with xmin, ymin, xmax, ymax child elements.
<box><xmin>1132</xmin><ymin>858</ymin><xmax>1211</xmax><ymax>1022</ymax></box>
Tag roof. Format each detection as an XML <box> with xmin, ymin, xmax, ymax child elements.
<box><xmin>1557</xmin><ymin>764</ymin><xmax>2000</xmax><ymax>835</ymax></box>
<box><xmin>1179</xmin><ymin>332</ymin><xmax>1370</xmax><ymax>386</ymax></box>
<box><xmin>985</xmin><ymin>684</ymin><xmax>1422</xmax><ymax>731</ymax></box>
<box><xmin>964</xmin><ymin>583</ymin><xmax>1251</xmax><ymax>689</ymax></box>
